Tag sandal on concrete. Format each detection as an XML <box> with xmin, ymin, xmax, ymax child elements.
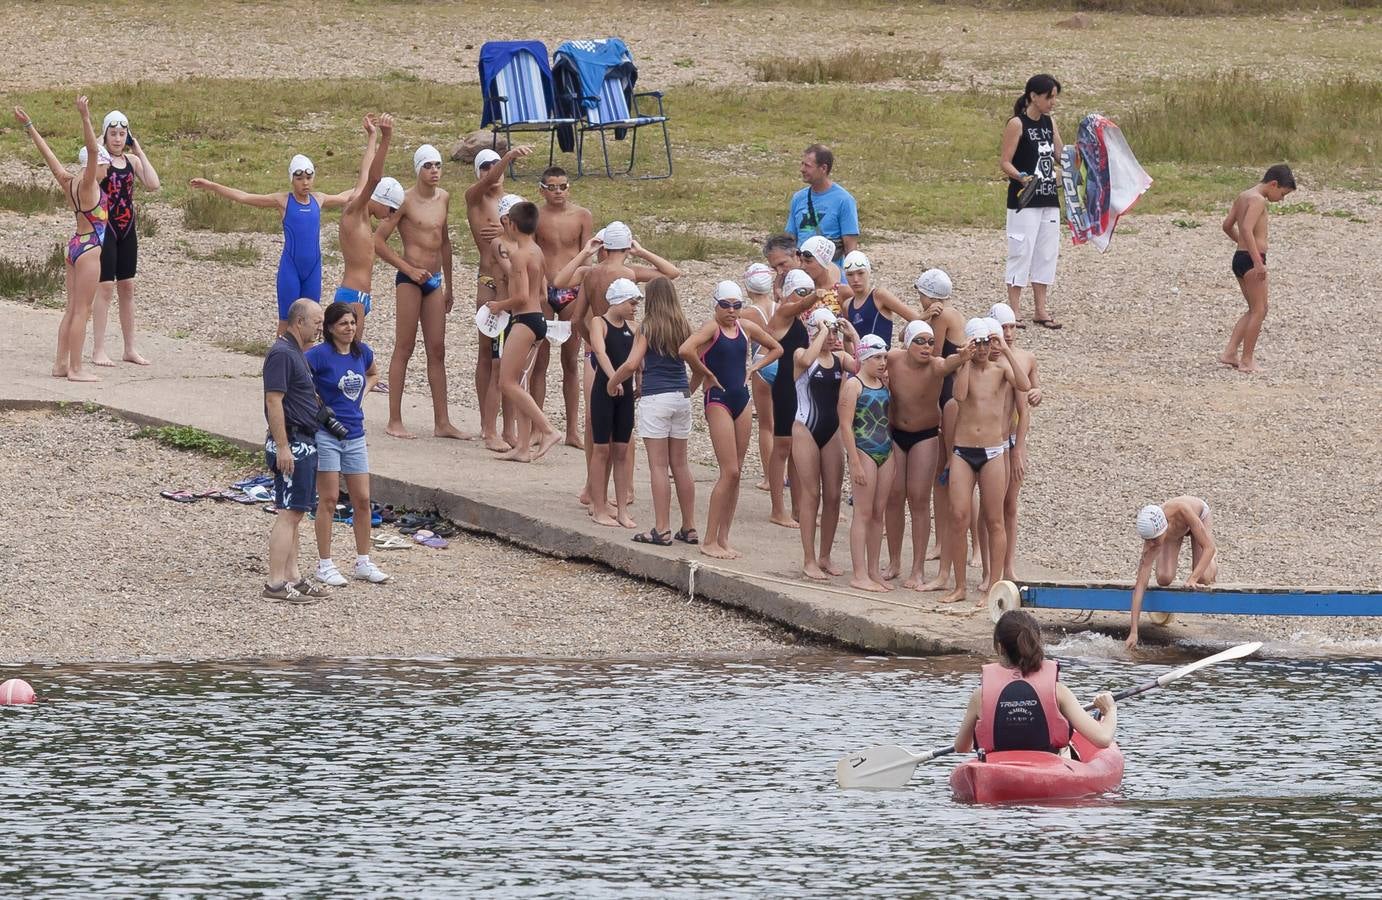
<box><xmin>633</xmin><ymin>529</ymin><xmax>673</xmax><ymax>546</ymax></box>
<box><xmin>673</xmin><ymin>528</ymin><xmax>699</xmax><ymax>545</ymax></box>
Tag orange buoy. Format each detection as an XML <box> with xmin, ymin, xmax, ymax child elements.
<box><xmin>0</xmin><ymin>679</ymin><xmax>36</xmax><ymax>705</ymax></box>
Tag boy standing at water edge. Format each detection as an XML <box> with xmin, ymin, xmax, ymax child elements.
<box><xmin>535</xmin><ymin>166</ymin><xmax>593</xmax><ymax>448</ymax></box>
<box><xmin>1126</xmin><ymin>499</ymin><xmax>1218</xmax><ymax>649</ymax></box>
<box><xmin>1219</xmin><ymin>164</ymin><xmax>1295</xmax><ymax>374</ymax></box>
<box><xmin>374</xmin><ymin>144</ymin><xmax>466</xmax><ymax>441</ymax></box>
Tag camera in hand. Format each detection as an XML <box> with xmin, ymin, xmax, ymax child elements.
<box><xmin>316</xmin><ymin>405</ymin><xmax>349</xmax><ymax>440</ymax></box>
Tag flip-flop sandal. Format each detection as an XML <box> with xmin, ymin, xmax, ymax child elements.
<box><xmin>372</xmin><ymin>534</ymin><xmax>412</xmax><ymax>551</ymax></box>
<box><xmin>160</xmin><ymin>490</ymin><xmax>198</xmax><ymax>503</ymax></box>
<box><xmin>225</xmin><ymin>491</ymin><xmax>259</xmax><ymax>504</ymax></box>
<box><xmin>412</xmin><ymin>530</ymin><xmax>448</xmax><ymax>549</ymax></box>
<box><xmin>674</xmin><ymin>528</ymin><xmax>699</xmax><ymax>545</ymax></box>
<box><xmin>430</xmin><ymin>522</ymin><xmax>459</xmax><ymax>538</ymax></box>
<box><xmin>633</xmin><ymin>529</ymin><xmax>673</xmax><ymax>546</ymax></box>
<box><xmin>1033</xmin><ymin>318</ymin><xmax>1064</xmax><ymax>330</ymax></box>
<box><xmin>244</xmin><ymin>485</ymin><xmax>274</xmax><ymax>503</ymax></box>
<box><xmin>371</xmin><ymin>382</ymin><xmax>389</xmax><ymax>394</ymax></box>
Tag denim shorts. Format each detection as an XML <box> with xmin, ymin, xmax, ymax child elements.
<box><xmin>265</xmin><ymin>438</ymin><xmax>319</xmax><ymax>512</ymax></box>
<box><xmin>315</xmin><ymin>431</ymin><xmax>369</xmax><ymax>475</ymax></box>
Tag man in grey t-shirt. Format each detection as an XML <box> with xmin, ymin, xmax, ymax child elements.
<box><xmin>262</xmin><ymin>298</ymin><xmax>327</xmax><ymax>603</ymax></box>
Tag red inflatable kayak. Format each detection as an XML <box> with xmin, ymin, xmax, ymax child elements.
<box><xmin>949</xmin><ymin>733</ymin><xmax>1124</xmax><ymax>804</ymax></box>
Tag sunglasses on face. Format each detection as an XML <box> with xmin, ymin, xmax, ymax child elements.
<box><xmin>293</xmin><ymin>170</ymin><xmax>314</xmax><ymax>178</ymax></box>
<box><xmin>715</xmin><ymin>299</ymin><xmax>744</xmax><ymax>310</ymax></box>
<box><xmin>973</xmin><ymin>337</ymin><xmax>992</xmax><ymax>345</ymax></box>
<box><xmin>478</xmin><ymin>161</ymin><xmax>497</xmax><ymax>171</ymax></box>
<box><xmin>540</xmin><ymin>182</ymin><xmax>570</xmax><ymax>192</ymax></box>
<box><xmin>797</xmin><ymin>251</ymin><xmax>815</xmax><ymax>262</ymax></box>
<box><xmin>911</xmin><ymin>337</ymin><xmax>935</xmax><ymax>346</ymax></box>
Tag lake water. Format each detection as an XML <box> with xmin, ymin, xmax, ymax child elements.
<box><xmin>4</xmin><ymin>643</ymin><xmax>1379</xmax><ymax>897</ymax></box>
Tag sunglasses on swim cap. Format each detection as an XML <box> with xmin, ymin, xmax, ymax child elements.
<box><xmin>791</xmin><ymin>287</ymin><xmax>814</xmax><ymax>297</ymax></box>
<box><xmin>292</xmin><ymin>169</ymin><xmax>314</xmax><ymax>178</ymax></box>
<box><xmin>973</xmin><ymin>336</ymin><xmax>992</xmax><ymax>345</ymax></box>
<box><xmin>478</xmin><ymin>160</ymin><xmax>497</xmax><ymax>171</ymax></box>
<box><xmin>797</xmin><ymin>250</ymin><xmax>815</xmax><ymax>262</ymax></box>
<box><xmin>715</xmin><ymin>299</ymin><xmax>744</xmax><ymax>310</ymax></box>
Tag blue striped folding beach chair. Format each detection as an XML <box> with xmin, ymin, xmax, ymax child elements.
<box><xmin>479</xmin><ymin>40</ymin><xmax>576</xmax><ymax>177</ymax></box>
<box><xmin>553</xmin><ymin>39</ymin><xmax>672</xmax><ymax>180</ymax></box>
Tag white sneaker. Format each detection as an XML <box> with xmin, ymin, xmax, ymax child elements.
<box><xmin>354</xmin><ymin>559</ymin><xmax>391</xmax><ymax>584</ymax></box>
<box><xmin>316</xmin><ymin>561</ymin><xmax>349</xmax><ymax>588</ymax></box>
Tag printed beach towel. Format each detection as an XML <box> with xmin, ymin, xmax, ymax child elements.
<box><xmin>1060</xmin><ymin>113</ymin><xmax>1152</xmax><ymax>252</ymax></box>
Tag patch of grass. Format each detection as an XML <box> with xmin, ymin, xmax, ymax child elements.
<box><xmin>637</xmin><ymin>231</ymin><xmax>756</xmax><ymax>263</ymax></box>
<box><xmin>0</xmin><ymin>181</ymin><xmax>63</xmax><ymax>214</ymax></box>
<box><xmin>953</xmin><ymin>0</ymin><xmax>1381</xmax><ymax>12</ymax></box>
<box><xmin>1172</xmin><ymin>218</ymin><xmax>1201</xmax><ymax>228</ymax></box>
<box><xmin>137</xmin><ymin>210</ymin><xmax>158</xmax><ymax>238</ymax></box>
<box><xmin>4</xmin><ymin>72</ymin><xmax>1381</xmax><ymax>240</ymax></box>
<box><xmin>134</xmin><ymin>425</ymin><xmax>258</xmax><ymax>468</ymax></box>
<box><xmin>215</xmin><ymin>337</ymin><xmax>272</xmax><ymax>357</ymax></box>
<box><xmin>181</xmin><ymin>192</ymin><xmax>279</xmax><ymax>234</ymax></box>
<box><xmin>1123</xmin><ymin>73</ymin><xmax>1382</xmax><ymax>168</ymax></box>
<box><xmin>188</xmin><ymin>238</ymin><xmax>261</xmax><ymax>265</ymax></box>
<box><xmin>753</xmin><ymin>49</ymin><xmax>942</xmax><ymax>84</ymax></box>
<box><xmin>0</xmin><ymin>243</ymin><xmax>64</xmax><ymax>305</ymax></box>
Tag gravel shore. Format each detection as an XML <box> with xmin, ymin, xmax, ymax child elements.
<box><xmin>0</xmin><ymin>410</ymin><xmax>802</xmax><ymax>662</ymax></box>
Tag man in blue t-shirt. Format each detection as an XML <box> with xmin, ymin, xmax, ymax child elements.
<box><xmin>785</xmin><ymin>144</ymin><xmax>860</xmax><ymax>269</ymax></box>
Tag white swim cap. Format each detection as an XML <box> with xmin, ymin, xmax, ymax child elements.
<box><xmin>808</xmin><ymin>307</ymin><xmax>837</xmax><ymax>330</ymax></box>
<box><xmin>1136</xmin><ymin>505</ymin><xmax>1168</xmax><ymax>540</ymax></box>
<box><xmin>497</xmin><ymin>193</ymin><xmax>525</xmax><ymax>218</ymax></box>
<box><xmin>842</xmin><ymin>250</ymin><xmax>871</xmax><ymax>272</ymax></box>
<box><xmin>606</xmin><ymin>278</ymin><xmax>641</xmax><ymax>305</ymax></box>
<box><xmin>903</xmin><ymin>320</ymin><xmax>934</xmax><ymax>344</ymax></box>
<box><xmin>288</xmin><ymin>154</ymin><xmax>314</xmax><ymax>179</ymax></box>
<box><xmin>744</xmin><ymin>263</ymin><xmax>775</xmax><ymax>295</ymax></box>
<box><xmin>915</xmin><ymin>268</ymin><xmax>952</xmax><ymax>300</ymax></box>
<box><xmin>964</xmin><ymin>318</ymin><xmax>991</xmax><ymax>342</ymax></box>
<box><xmin>856</xmin><ymin>334</ymin><xmax>888</xmax><ymax>362</ymax></box>
<box><xmin>600</xmin><ymin>221</ymin><xmax>633</xmax><ymax>250</ymax></box>
<box><xmin>783</xmin><ymin>269</ymin><xmax>816</xmax><ymax>295</ymax></box>
<box><xmin>102</xmin><ymin>110</ymin><xmax>129</xmax><ymax>134</ymax></box>
<box><xmin>370</xmin><ymin>177</ymin><xmax>405</xmax><ymax>210</ymax></box>
<box><xmin>77</xmin><ymin>146</ymin><xmax>112</xmax><ymax>167</ymax></box>
<box><xmin>473</xmin><ymin>148</ymin><xmax>502</xmax><ymax>177</ymax></box>
<box><xmin>989</xmin><ymin>302</ymin><xmax>1017</xmax><ymax>326</ymax></box>
<box><xmin>984</xmin><ymin>317</ymin><xmax>1003</xmax><ymax>338</ymax></box>
<box><xmin>413</xmin><ymin>144</ymin><xmax>442</xmax><ymax>175</ymax></box>
<box><xmin>713</xmin><ymin>280</ymin><xmax>743</xmax><ymax>302</ymax></box>
<box><xmin>799</xmin><ymin>235</ymin><xmax>836</xmax><ymax>266</ymax></box>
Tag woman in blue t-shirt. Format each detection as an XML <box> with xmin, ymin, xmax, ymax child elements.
<box><xmin>305</xmin><ymin>301</ymin><xmax>389</xmax><ymax>587</ymax></box>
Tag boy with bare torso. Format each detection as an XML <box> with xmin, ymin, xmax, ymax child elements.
<box><xmin>1219</xmin><ymin>164</ymin><xmax>1295</xmax><ymax>374</ymax></box>
<box><xmin>884</xmin><ymin>320</ymin><xmax>969</xmax><ymax>590</ymax></box>
<box><xmin>534</xmin><ymin>166</ymin><xmax>593</xmax><ymax>448</ymax></box>
<box><xmin>335</xmin><ymin>114</ymin><xmax>394</xmax><ymax>340</ymax></box>
<box><xmin>940</xmin><ymin>318</ymin><xmax>1030</xmax><ymax>606</ymax></box>
<box><xmin>1128</xmin><ymin>497</ymin><xmax>1218</xmax><ymax>649</ymax></box>
<box><xmin>989</xmin><ymin>303</ymin><xmax>1041</xmax><ymax>585</ymax></box>
<box><xmin>485</xmin><ymin>199</ymin><xmax>562</xmax><ymax>463</ymax></box>
<box><xmin>466</xmin><ymin>145</ymin><xmax>531</xmax><ymax>450</ymax></box>
<box><xmin>374</xmin><ymin>144</ymin><xmax>466</xmax><ymax>441</ymax></box>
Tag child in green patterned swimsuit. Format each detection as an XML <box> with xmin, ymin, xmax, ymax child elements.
<box><xmin>840</xmin><ymin>335</ymin><xmax>894</xmax><ymax>593</ymax></box>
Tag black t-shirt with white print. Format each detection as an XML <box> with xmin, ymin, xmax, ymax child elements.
<box><xmin>1006</xmin><ymin>113</ymin><xmax>1058</xmax><ymax>210</ymax></box>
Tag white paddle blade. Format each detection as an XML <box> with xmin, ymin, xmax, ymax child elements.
<box><xmin>836</xmin><ymin>744</ymin><xmax>924</xmax><ymax>790</ymax></box>
<box><xmin>1157</xmin><ymin>641</ymin><xmax>1262</xmax><ymax>687</ymax></box>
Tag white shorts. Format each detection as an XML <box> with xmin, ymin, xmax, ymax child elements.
<box><xmin>637</xmin><ymin>391</ymin><xmax>691</xmax><ymax>440</ymax></box>
<box><xmin>1005</xmin><ymin>206</ymin><xmax>1061</xmax><ymax>287</ymax></box>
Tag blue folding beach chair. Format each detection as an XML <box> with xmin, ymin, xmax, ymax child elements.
<box><xmin>479</xmin><ymin>40</ymin><xmax>576</xmax><ymax>177</ymax></box>
<box><xmin>553</xmin><ymin>38</ymin><xmax>672</xmax><ymax>179</ymax></box>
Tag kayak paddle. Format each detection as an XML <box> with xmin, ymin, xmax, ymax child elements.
<box><xmin>835</xmin><ymin>640</ymin><xmax>1262</xmax><ymax>790</ymax></box>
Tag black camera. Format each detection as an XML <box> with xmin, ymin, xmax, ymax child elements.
<box><xmin>317</xmin><ymin>405</ymin><xmax>349</xmax><ymax>440</ymax></box>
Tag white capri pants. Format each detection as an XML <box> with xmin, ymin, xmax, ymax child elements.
<box><xmin>1005</xmin><ymin>206</ymin><xmax>1061</xmax><ymax>287</ymax></box>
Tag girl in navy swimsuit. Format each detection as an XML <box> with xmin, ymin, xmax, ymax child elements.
<box><xmin>790</xmin><ymin>309</ymin><xmax>860</xmax><ymax>581</ymax></box>
<box><xmin>681</xmin><ymin>281</ymin><xmax>781</xmax><ymax>561</ymax></box>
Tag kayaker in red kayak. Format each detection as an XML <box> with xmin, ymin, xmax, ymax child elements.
<box><xmin>953</xmin><ymin>610</ymin><xmax>1117</xmax><ymax>757</ymax></box>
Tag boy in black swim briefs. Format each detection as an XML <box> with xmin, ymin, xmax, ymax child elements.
<box><xmin>1219</xmin><ymin>164</ymin><xmax>1295</xmax><ymax>374</ymax></box>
